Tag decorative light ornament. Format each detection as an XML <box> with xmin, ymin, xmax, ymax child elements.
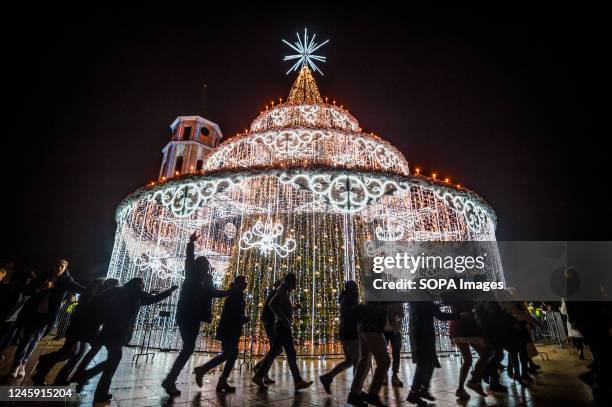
<box><xmin>136</xmin><ymin>247</ymin><xmax>180</xmax><ymax>280</ymax></box>
<box><xmin>106</xmin><ymin>32</ymin><xmax>502</xmax><ymax>355</ymax></box>
<box><xmin>375</xmin><ymin>218</ymin><xmax>405</xmax><ymax>241</ymax></box>
<box><xmin>283</xmin><ymin>28</ymin><xmax>329</xmax><ymax>75</ymax></box>
<box><xmin>239</xmin><ymin>217</ymin><xmax>297</xmax><ymax>257</ymax></box>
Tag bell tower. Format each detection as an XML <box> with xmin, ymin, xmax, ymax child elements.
<box><xmin>159</xmin><ymin>116</ymin><xmax>223</xmax><ymax>180</ymax></box>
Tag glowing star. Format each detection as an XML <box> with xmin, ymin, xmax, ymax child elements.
<box><xmin>239</xmin><ymin>218</ymin><xmax>296</xmax><ymax>257</ymax></box>
<box><xmin>283</xmin><ymin>28</ymin><xmax>329</xmax><ymax>75</ymax></box>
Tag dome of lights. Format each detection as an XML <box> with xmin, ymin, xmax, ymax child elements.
<box><xmin>203</xmin><ymin>69</ymin><xmax>410</xmax><ymax>177</ymax></box>
<box><xmin>106</xmin><ymin>30</ymin><xmax>502</xmax><ymax>355</ymax></box>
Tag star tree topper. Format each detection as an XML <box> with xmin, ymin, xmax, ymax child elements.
<box><xmin>283</xmin><ymin>28</ymin><xmax>329</xmax><ymax>75</ymax></box>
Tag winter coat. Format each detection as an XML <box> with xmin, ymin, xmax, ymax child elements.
<box><xmin>409</xmin><ymin>301</ymin><xmax>458</xmax><ymax>361</ymax></box>
<box><xmin>98</xmin><ymin>285</ymin><xmax>174</xmax><ymax>345</ymax></box>
<box><xmin>474</xmin><ymin>299</ymin><xmax>515</xmax><ymax>340</ymax></box>
<box><xmin>358</xmin><ymin>301</ymin><xmax>387</xmax><ymax>333</ymax></box>
<box><xmin>269</xmin><ymin>284</ymin><xmax>293</xmax><ymax>328</ymax></box>
<box><xmin>338</xmin><ymin>290</ymin><xmax>360</xmax><ymax>340</ymax></box>
<box><xmin>176</xmin><ymin>242</ymin><xmax>227</xmax><ymax>325</ymax></box>
<box><xmin>65</xmin><ymin>286</ymin><xmax>114</xmax><ymax>342</ymax></box>
<box><xmin>17</xmin><ymin>271</ymin><xmax>84</xmax><ymax>327</ymax></box>
<box><xmin>215</xmin><ymin>288</ymin><xmax>248</xmax><ymax>342</ymax></box>
<box><xmin>1</xmin><ymin>278</ymin><xmax>34</xmax><ymax>322</ymax></box>
<box><xmin>260</xmin><ymin>289</ymin><xmax>277</xmax><ymax>327</ymax></box>
<box><xmin>383</xmin><ymin>302</ymin><xmax>405</xmax><ymax>333</ymax></box>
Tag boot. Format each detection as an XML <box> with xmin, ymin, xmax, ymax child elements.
<box><xmin>391</xmin><ymin>373</ymin><xmax>403</xmax><ymax>387</ymax></box>
<box><xmin>319</xmin><ymin>374</ymin><xmax>332</xmax><ymax>394</ymax></box>
<box><xmin>406</xmin><ymin>390</ymin><xmax>427</xmax><ymax>406</ymax></box>
<box><xmin>216</xmin><ymin>378</ymin><xmax>236</xmax><ymax>392</ymax></box>
<box><xmin>193</xmin><ymin>366</ymin><xmax>209</xmax><ymax>387</ymax></box>
<box><xmin>252</xmin><ymin>375</ymin><xmax>268</xmax><ymax>389</ymax></box>
<box><xmin>294</xmin><ymin>379</ymin><xmax>313</xmax><ymax>391</ymax></box>
<box><xmin>363</xmin><ymin>392</ymin><xmax>387</xmax><ymax>407</ymax></box>
<box><xmin>161</xmin><ymin>379</ymin><xmax>181</xmax><ymax>397</ymax></box>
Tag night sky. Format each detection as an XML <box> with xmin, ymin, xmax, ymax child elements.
<box><xmin>3</xmin><ymin>11</ymin><xmax>603</xmax><ymax>283</ymax></box>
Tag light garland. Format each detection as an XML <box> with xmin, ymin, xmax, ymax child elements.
<box><xmin>136</xmin><ymin>247</ymin><xmax>182</xmax><ymax>280</ymax></box>
<box><xmin>239</xmin><ymin>217</ymin><xmax>297</xmax><ymax>258</ymax></box>
<box><xmin>106</xmin><ymin>51</ymin><xmax>502</xmax><ymax>355</ymax></box>
<box><xmin>203</xmin><ymin>128</ymin><xmax>408</xmax><ymax>175</ymax></box>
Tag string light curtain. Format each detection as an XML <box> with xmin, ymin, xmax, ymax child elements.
<box><xmin>107</xmin><ymin>66</ymin><xmax>502</xmax><ymax>355</ymax></box>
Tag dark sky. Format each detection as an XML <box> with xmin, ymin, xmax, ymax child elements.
<box><xmin>3</xmin><ymin>11</ymin><xmax>603</xmax><ymax>282</ymax></box>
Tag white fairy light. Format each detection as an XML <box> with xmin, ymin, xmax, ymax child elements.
<box><xmin>283</xmin><ymin>28</ymin><xmax>329</xmax><ymax>75</ymax></box>
<box><xmin>106</xmin><ymin>38</ymin><xmax>502</xmax><ymax>354</ymax></box>
<box><xmin>136</xmin><ymin>247</ymin><xmax>182</xmax><ymax>280</ymax></box>
<box><xmin>375</xmin><ymin>218</ymin><xmax>405</xmax><ymax>241</ymax></box>
<box><xmin>239</xmin><ymin>217</ymin><xmax>296</xmax><ymax>258</ymax></box>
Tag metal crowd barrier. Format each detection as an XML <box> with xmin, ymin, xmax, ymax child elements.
<box><xmin>532</xmin><ymin>310</ymin><xmax>567</xmax><ymax>348</ymax></box>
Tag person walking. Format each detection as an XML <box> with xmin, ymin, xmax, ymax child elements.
<box><xmin>251</xmin><ymin>273</ymin><xmax>312</xmax><ymax>391</ymax></box>
<box><xmin>0</xmin><ymin>270</ymin><xmax>36</xmax><ymax>361</ymax></box>
<box><xmin>383</xmin><ymin>301</ymin><xmax>405</xmax><ymax>387</ymax></box>
<box><xmin>347</xmin><ymin>301</ymin><xmax>390</xmax><ymax>407</ymax></box>
<box><xmin>74</xmin><ymin>278</ymin><xmax>177</xmax><ymax>402</ymax></box>
<box><xmin>32</xmin><ymin>278</ymin><xmax>119</xmax><ymax>385</ymax></box>
<box><xmin>252</xmin><ymin>279</ymin><xmax>282</xmax><ymax>384</ymax></box>
<box><xmin>319</xmin><ymin>280</ymin><xmax>361</xmax><ymax>394</ymax></box>
<box><xmin>447</xmin><ymin>300</ymin><xmax>488</xmax><ymax>399</ymax></box>
<box><xmin>194</xmin><ymin>275</ymin><xmax>249</xmax><ymax>392</ymax></box>
<box><xmin>162</xmin><ymin>231</ymin><xmax>229</xmax><ymax>396</ymax></box>
<box><xmin>406</xmin><ymin>300</ymin><xmax>460</xmax><ymax>406</ymax></box>
<box><xmin>10</xmin><ymin>260</ymin><xmax>83</xmax><ymax>378</ymax></box>
<box><xmin>474</xmin><ymin>295</ymin><xmax>512</xmax><ymax>393</ymax></box>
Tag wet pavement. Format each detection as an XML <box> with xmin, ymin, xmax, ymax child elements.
<box><xmin>0</xmin><ymin>338</ymin><xmax>594</xmax><ymax>406</ymax></box>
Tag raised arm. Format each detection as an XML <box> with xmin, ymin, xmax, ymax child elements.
<box><xmin>184</xmin><ymin>232</ymin><xmax>198</xmax><ymax>280</ymax></box>
<box><xmin>141</xmin><ymin>285</ymin><xmax>179</xmax><ymax>306</ymax></box>
<box><xmin>202</xmin><ymin>274</ymin><xmax>229</xmax><ymax>298</ymax></box>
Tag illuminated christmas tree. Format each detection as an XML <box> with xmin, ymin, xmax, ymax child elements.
<box><xmin>107</xmin><ymin>29</ymin><xmax>502</xmax><ymax>355</ymax></box>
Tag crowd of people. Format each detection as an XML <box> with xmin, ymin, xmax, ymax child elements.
<box><xmin>0</xmin><ymin>237</ymin><xmax>610</xmax><ymax>405</ymax></box>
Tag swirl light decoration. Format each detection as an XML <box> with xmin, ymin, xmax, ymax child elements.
<box><xmin>239</xmin><ymin>217</ymin><xmax>297</xmax><ymax>257</ymax></box>
<box><xmin>106</xmin><ymin>41</ymin><xmax>502</xmax><ymax>355</ymax></box>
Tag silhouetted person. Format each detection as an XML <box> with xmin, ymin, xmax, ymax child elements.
<box><xmin>383</xmin><ymin>301</ymin><xmax>405</xmax><ymax>387</ymax></box>
<box><xmin>0</xmin><ymin>270</ymin><xmax>36</xmax><ymax>360</ymax></box>
<box><xmin>320</xmin><ymin>280</ymin><xmax>361</xmax><ymax>394</ymax></box>
<box><xmin>446</xmin><ymin>299</ymin><xmax>488</xmax><ymax>399</ymax></box>
<box><xmin>162</xmin><ymin>231</ymin><xmax>228</xmax><ymax>397</ymax></box>
<box><xmin>252</xmin><ymin>273</ymin><xmax>313</xmax><ymax>391</ymax></box>
<box><xmin>348</xmin><ymin>301</ymin><xmax>390</xmax><ymax>407</ymax></box>
<box><xmin>502</xmin><ymin>298</ymin><xmax>538</xmax><ymax>386</ymax></box>
<box><xmin>194</xmin><ymin>275</ymin><xmax>249</xmax><ymax>392</ymax></box>
<box><xmin>563</xmin><ymin>268</ymin><xmax>612</xmax><ymax>403</ymax></box>
<box><xmin>32</xmin><ymin>278</ymin><xmax>119</xmax><ymax>385</ymax></box>
<box><xmin>67</xmin><ymin>278</ymin><xmax>124</xmax><ymax>389</ymax></box>
<box><xmin>10</xmin><ymin>260</ymin><xmax>83</xmax><ymax>378</ymax></box>
<box><xmin>406</xmin><ymin>300</ymin><xmax>460</xmax><ymax>407</ymax></box>
<box><xmin>474</xmin><ymin>293</ymin><xmax>513</xmax><ymax>393</ymax></box>
<box><xmin>74</xmin><ymin>278</ymin><xmax>177</xmax><ymax>402</ymax></box>
<box><xmin>252</xmin><ymin>279</ymin><xmax>282</xmax><ymax>384</ymax></box>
